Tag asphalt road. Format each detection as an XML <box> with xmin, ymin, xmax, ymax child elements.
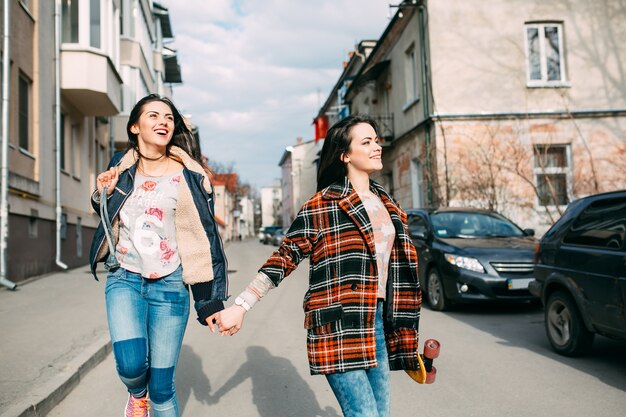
<box><xmin>49</xmin><ymin>239</ymin><xmax>626</xmax><ymax>417</ymax></box>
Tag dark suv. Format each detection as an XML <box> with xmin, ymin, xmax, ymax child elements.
<box><xmin>530</xmin><ymin>190</ymin><xmax>626</xmax><ymax>356</ymax></box>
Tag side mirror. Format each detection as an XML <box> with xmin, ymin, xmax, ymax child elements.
<box><xmin>411</xmin><ymin>230</ymin><xmax>427</xmax><ymax>240</ymax></box>
<box><xmin>523</xmin><ymin>228</ymin><xmax>535</xmax><ymax>237</ymax></box>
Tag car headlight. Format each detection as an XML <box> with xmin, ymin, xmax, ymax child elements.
<box><xmin>444</xmin><ymin>253</ymin><xmax>485</xmax><ymax>273</ymax></box>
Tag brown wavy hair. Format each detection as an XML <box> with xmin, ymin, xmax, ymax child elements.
<box><xmin>316</xmin><ymin>114</ymin><xmax>379</xmax><ymax>191</ymax></box>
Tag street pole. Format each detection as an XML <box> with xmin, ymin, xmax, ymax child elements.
<box><xmin>0</xmin><ymin>0</ymin><xmax>16</xmax><ymax>289</ymax></box>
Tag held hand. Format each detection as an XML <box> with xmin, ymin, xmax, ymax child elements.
<box><xmin>206</xmin><ymin>312</ymin><xmax>220</xmax><ymax>333</ymax></box>
<box><xmin>96</xmin><ymin>167</ymin><xmax>119</xmax><ymax>196</ymax></box>
<box><xmin>217</xmin><ymin>304</ymin><xmax>246</xmax><ymax>336</ymax></box>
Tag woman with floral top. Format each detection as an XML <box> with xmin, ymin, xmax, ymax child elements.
<box><xmin>214</xmin><ymin>114</ymin><xmax>422</xmax><ymax>417</ymax></box>
<box><xmin>89</xmin><ymin>94</ymin><xmax>228</xmax><ymax>417</ymax></box>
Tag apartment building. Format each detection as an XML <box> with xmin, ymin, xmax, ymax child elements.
<box><xmin>260</xmin><ymin>180</ymin><xmax>282</xmax><ymax>228</ymax></box>
<box><xmin>237</xmin><ymin>195</ymin><xmax>255</xmax><ymax>239</ymax></box>
<box><xmin>278</xmin><ymin>138</ymin><xmax>321</xmax><ymax>228</ymax></box>
<box><xmin>0</xmin><ymin>0</ymin><xmax>182</xmax><ymax>283</ymax></box>
<box><xmin>325</xmin><ymin>0</ymin><xmax>626</xmax><ymax>234</ymax></box>
<box><xmin>212</xmin><ymin>173</ymin><xmax>238</xmax><ymax>242</ymax></box>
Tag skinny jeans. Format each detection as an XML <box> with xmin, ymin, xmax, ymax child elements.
<box><xmin>325</xmin><ymin>301</ymin><xmax>391</xmax><ymax>417</ymax></box>
<box><xmin>105</xmin><ymin>265</ymin><xmax>189</xmax><ymax>417</ymax></box>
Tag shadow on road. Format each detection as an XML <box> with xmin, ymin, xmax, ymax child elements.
<box><xmin>441</xmin><ymin>302</ymin><xmax>626</xmax><ymax>391</ymax></box>
<box><xmin>177</xmin><ymin>344</ymin><xmax>212</xmax><ymax>413</ymax></box>
<box><xmin>209</xmin><ymin>345</ymin><xmax>340</xmax><ymax>417</ymax></box>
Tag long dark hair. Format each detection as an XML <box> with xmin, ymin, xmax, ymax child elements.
<box><xmin>316</xmin><ymin>114</ymin><xmax>379</xmax><ymax>191</ymax></box>
<box><xmin>126</xmin><ymin>94</ymin><xmax>203</xmax><ymax>167</ymax></box>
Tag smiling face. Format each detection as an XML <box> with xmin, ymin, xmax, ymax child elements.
<box><xmin>341</xmin><ymin>122</ymin><xmax>383</xmax><ymax>175</ymax></box>
<box><xmin>129</xmin><ymin>100</ymin><xmax>175</xmax><ymax>153</ymax></box>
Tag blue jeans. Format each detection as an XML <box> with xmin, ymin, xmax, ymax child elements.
<box><xmin>105</xmin><ymin>266</ymin><xmax>189</xmax><ymax>417</ymax></box>
<box><xmin>325</xmin><ymin>302</ymin><xmax>390</xmax><ymax>417</ymax></box>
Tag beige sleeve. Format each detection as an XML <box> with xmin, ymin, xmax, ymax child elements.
<box><xmin>238</xmin><ymin>271</ymin><xmax>276</xmax><ymax>309</ymax></box>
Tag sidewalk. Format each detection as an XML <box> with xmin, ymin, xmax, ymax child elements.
<box><xmin>0</xmin><ymin>266</ymin><xmax>111</xmax><ymax>417</ymax></box>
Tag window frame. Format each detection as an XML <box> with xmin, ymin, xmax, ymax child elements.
<box><xmin>60</xmin><ymin>113</ymin><xmax>67</xmax><ymax>171</ymax></box>
<box><xmin>61</xmin><ymin>0</ymin><xmax>80</xmax><ymax>43</ymax></box>
<box><xmin>90</xmin><ymin>0</ymin><xmax>101</xmax><ymax>48</ymax></box>
<box><xmin>403</xmin><ymin>43</ymin><xmax>420</xmax><ymax>111</ymax></box>
<box><xmin>534</xmin><ymin>144</ymin><xmax>572</xmax><ymax>208</ymax></box>
<box><xmin>524</xmin><ymin>22</ymin><xmax>568</xmax><ymax>87</ymax></box>
<box><xmin>408</xmin><ymin>214</ymin><xmax>429</xmax><ymax>238</ymax></box>
<box><xmin>19</xmin><ymin>0</ymin><xmax>32</xmax><ymax>12</ymax></box>
<box><xmin>562</xmin><ymin>198</ymin><xmax>626</xmax><ymax>251</ymax></box>
<box><xmin>18</xmin><ymin>73</ymin><xmax>31</xmax><ymax>152</ymax></box>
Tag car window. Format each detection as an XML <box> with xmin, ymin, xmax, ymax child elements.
<box><xmin>430</xmin><ymin>211</ymin><xmax>524</xmax><ymax>238</ymax></box>
<box><xmin>563</xmin><ymin>198</ymin><xmax>626</xmax><ymax>250</ymax></box>
<box><xmin>408</xmin><ymin>215</ymin><xmax>428</xmax><ymax>236</ymax></box>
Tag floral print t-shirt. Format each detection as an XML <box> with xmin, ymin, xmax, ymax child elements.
<box><xmin>116</xmin><ymin>170</ymin><xmax>182</xmax><ymax>278</ymax></box>
<box><xmin>360</xmin><ymin>192</ymin><xmax>396</xmax><ymax>299</ymax></box>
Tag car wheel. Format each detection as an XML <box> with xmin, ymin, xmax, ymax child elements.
<box><xmin>545</xmin><ymin>291</ymin><xmax>594</xmax><ymax>356</ymax></box>
<box><xmin>426</xmin><ymin>268</ymin><xmax>448</xmax><ymax>311</ymax></box>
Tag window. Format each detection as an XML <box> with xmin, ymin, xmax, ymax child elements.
<box><xmin>70</xmin><ymin>123</ymin><xmax>79</xmax><ymax>175</ymax></box>
<box><xmin>95</xmin><ymin>142</ymin><xmax>106</xmax><ymax>181</ymax></box>
<box><xmin>563</xmin><ymin>198</ymin><xmax>626</xmax><ymax>250</ymax></box>
<box><xmin>534</xmin><ymin>145</ymin><xmax>570</xmax><ymax>206</ymax></box>
<box><xmin>120</xmin><ymin>0</ymin><xmax>136</xmax><ymax>37</ymax></box>
<box><xmin>408</xmin><ymin>215</ymin><xmax>428</xmax><ymax>238</ymax></box>
<box><xmin>18</xmin><ymin>74</ymin><xmax>31</xmax><ymax>151</ymax></box>
<box><xmin>61</xmin><ymin>0</ymin><xmax>79</xmax><ymax>43</ymax></box>
<box><xmin>525</xmin><ymin>23</ymin><xmax>566</xmax><ymax>85</ymax></box>
<box><xmin>90</xmin><ymin>0</ymin><xmax>101</xmax><ymax>48</ymax></box>
<box><xmin>60</xmin><ymin>114</ymin><xmax>66</xmax><ymax>170</ymax></box>
<box><xmin>28</xmin><ymin>209</ymin><xmax>38</xmax><ymax>239</ymax></box>
<box><xmin>404</xmin><ymin>44</ymin><xmax>419</xmax><ymax>108</ymax></box>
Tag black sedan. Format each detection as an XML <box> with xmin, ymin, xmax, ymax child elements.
<box><xmin>407</xmin><ymin>208</ymin><xmax>538</xmax><ymax>310</ymax></box>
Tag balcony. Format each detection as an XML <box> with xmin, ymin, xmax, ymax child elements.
<box><xmin>372</xmin><ymin>114</ymin><xmax>395</xmax><ymax>145</ymax></box>
<box><xmin>61</xmin><ymin>49</ymin><xmax>123</xmax><ymax>116</ymax></box>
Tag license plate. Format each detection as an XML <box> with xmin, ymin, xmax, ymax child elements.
<box><xmin>507</xmin><ymin>278</ymin><xmax>533</xmax><ymax>290</ymax></box>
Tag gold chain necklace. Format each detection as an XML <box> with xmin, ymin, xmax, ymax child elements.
<box><xmin>138</xmin><ymin>157</ymin><xmax>170</xmax><ymax>178</ymax></box>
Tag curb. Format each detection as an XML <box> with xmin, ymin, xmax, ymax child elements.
<box><xmin>0</xmin><ymin>335</ymin><xmax>111</xmax><ymax>417</ymax></box>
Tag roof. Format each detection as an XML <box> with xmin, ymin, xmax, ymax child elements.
<box><xmin>213</xmin><ymin>173</ymin><xmax>238</xmax><ymax>193</ymax></box>
<box><xmin>346</xmin><ymin>60</ymin><xmax>390</xmax><ymax>96</ymax></box>
<box><xmin>345</xmin><ymin>2</ymin><xmax>421</xmax><ymax>101</ymax></box>
<box><xmin>316</xmin><ymin>40</ymin><xmax>377</xmax><ymax>118</ymax></box>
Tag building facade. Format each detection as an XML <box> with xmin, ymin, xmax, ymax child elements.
<box><xmin>212</xmin><ymin>173</ymin><xmax>238</xmax><ymax>242</ymax></box>
<box><xmin>278</xmin><ymin>138</ymin><xmax>320</xmax><ymax>228</ymax></box>
<box><xmin>260</xmin><ymin>180</ymin><xmax>282</xmax><ymax>228</ymax></box>
<box><xmin>237</xmin><ymin>195</ymin><xmax>255</xmax><ymax>239</ymax></box>
<box><xmin>332</xmin><ymin>0</ymin><xmax>626</xmax><ymax>235</ymax></box>
<box><xmin>1</xmin><ymin>0</ymin><xmax>182</xmax><ymax>283</ymax></box>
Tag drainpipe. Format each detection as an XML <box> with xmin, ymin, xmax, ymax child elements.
<box><xmin>0</xmin><ymin>0</ymin><xmax>16</xmax><ymax>289</ymax></box>
<box><xmin>54</xmin><ymin>0</ymin><xmax>67</xmax><ymax>270</ymax></box>
<box><xmin>418</xmin><ymin>4</ymin><xmax>434</xmax><ymax>205</ymax></box>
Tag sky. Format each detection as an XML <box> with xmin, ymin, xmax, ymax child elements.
<box><xmin>158</xmin><ymin>0</ymin><xmax>392</xmax><ymax>189</ymax></box>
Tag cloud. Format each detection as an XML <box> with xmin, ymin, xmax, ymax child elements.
<box><xmin>159</xmin><ymin>0</ymin><xmax>390</xmax><ymax>187</ymax></box>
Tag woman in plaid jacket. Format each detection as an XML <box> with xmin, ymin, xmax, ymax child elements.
<box><xmin>213</xmin><ymin>114</ymin><xmax>422</xmax><ymax>417</ymax></box>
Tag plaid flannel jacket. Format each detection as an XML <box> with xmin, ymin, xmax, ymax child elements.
<box><xmin>260</xmin><ymin>177</ymin><xmax>422</xmax><ymax>375</ymax></box>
